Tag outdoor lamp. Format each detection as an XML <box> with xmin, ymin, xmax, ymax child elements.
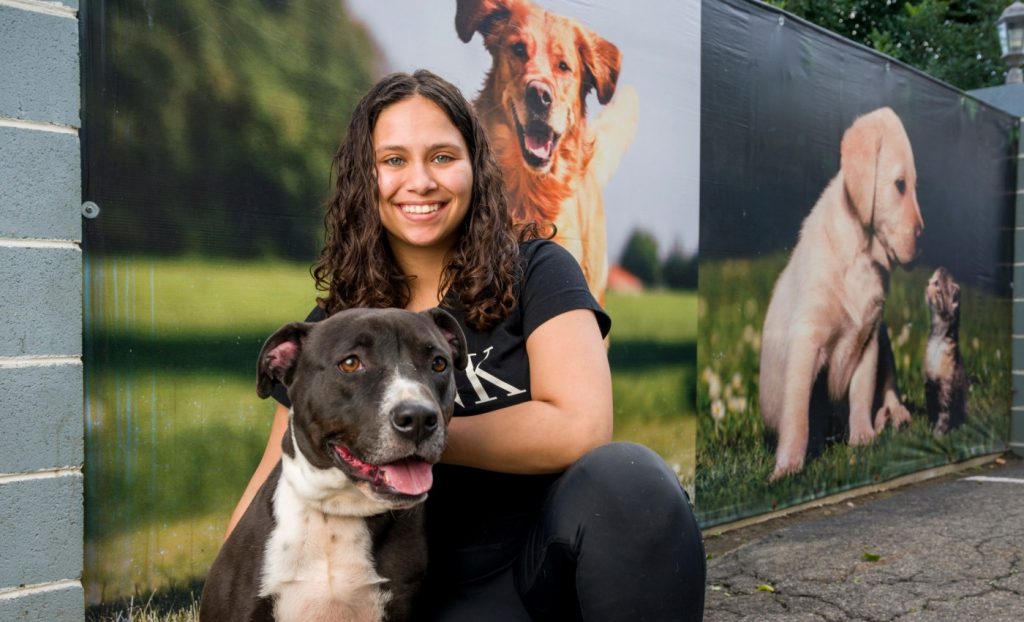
<box><xmin>998</xmin><ymin>1</ymin><xmax>1024</xmax><ymax>83</ymax></box>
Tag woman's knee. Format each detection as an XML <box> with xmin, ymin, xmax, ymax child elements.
<box><xmin>552</xmin><ymin>442</ymin><xmax>694</xmax><ymax>527</ymax></box>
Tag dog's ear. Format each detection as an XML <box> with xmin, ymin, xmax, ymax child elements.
<box><xmin>841</xmin><ymin>108</ymin><xmax>892</xmax><ymax>226</ymax></box>
<box><xmin>423</xmin><ymin>308</ymin><xmax>469</xmax><ymax>371</ymax></box>
<box><xmin>577</xmin><ymin>27</ymin><xmax>621</xmax><ymax>105</ymax></box>
<box><xmin>455</xmin><ymin>0</ymin><xmax>511</xmax><ymax>43</ymax></box>
<box><xmin>256</xmin><ymin>322</ymin><xmax>313</xmax><ymax>399</ymax></box>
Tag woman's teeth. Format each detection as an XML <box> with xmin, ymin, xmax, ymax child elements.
<box><xmin>401</xmin><ymin>203</ymin><xmax>441</xmax><ymax>215</ymax></box>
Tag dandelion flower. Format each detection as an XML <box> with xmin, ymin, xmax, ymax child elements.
<box><xmin>731</xmin><ymin>372</ymin><xmax>743</xmax><ymax>390</ymax></box>
<box><xmin>745</xmin><ymin>298</ymin><xmax>758</xmax><ymax>318</ymax></box>
<box><xmin>896</xmin><ymin>324</ymin><xmax>910</xmax><ymax>348</ymax></box>
<box><xmin>728</xmin><ymin>396</ymin><xmax>747</xmax><ymax>413</ymax></box>
<box><xmin>711</xmin><ymin>399</ymin><xmax>725</xmax><ymax>422</ymax></box>
<box><xmin>972</xmin><ymin>337</ymin><xmax>980</xmax><ymax>350</ymax></box>
<box><xmin>707</xmin><ymin>372</ymin><xmax>722</xmax><ymax>400</ymax></box>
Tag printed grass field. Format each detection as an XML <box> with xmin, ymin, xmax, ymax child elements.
<box><xmin>695</xmin><ymin>256</ymin><xmax>1011</xmax><ymax>527</ymax></box>
<box><xmin>84</xmin><ymin>256</ymin><xmax>696</xmax><ymax>618</ymax></box>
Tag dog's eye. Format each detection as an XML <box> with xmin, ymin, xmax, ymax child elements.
<box><xmin>558</xmin><ymin>60</ymin><xmax>571</xmax><ymax>72</ymax></box>
<box><xmin>512</xmin><ymin>41</ymin><xmax>527</xmax><ymax>59</ymax></box>
<box><xmin>431</xmin><ymin>357</ymin><xmax>448</xmax><ymax>373</ymax></box>
<box><xmin>339</xmin><ymin>356</ymin><xmax>363</xmax><ymax>373</ymax></box>
<box><xmin>895</xmin><ymin>178</ymin><xmax>906</xmax><ymax>195</ymax></box>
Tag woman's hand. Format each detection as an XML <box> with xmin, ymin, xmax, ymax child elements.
<box><xmin>442</xmin><ymin>308</ymin><xmax>613</xmax><ymax>473</ymax></box>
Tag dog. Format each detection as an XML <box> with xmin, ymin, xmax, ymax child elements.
<box><xmin>759</xmin><ymin>107</ymin><xmax>924</xmax><ymax>480</ymax></box>
<box><xmin>924</xmin><ymin>267</ymin><xmax>968</xmax><ymax>436</ymax></box>
<box><xmin>455</xmin><ymin>0</ymin><xmax>639</xmax><ymax>303</ymax></box>
<box><xmin>200</xmin><ymin>308</ymin><xmax>467</xmax><ymax>622</ymax></box>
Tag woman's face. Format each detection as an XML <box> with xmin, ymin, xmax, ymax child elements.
<box><xmin>374</xmin><ymin>95</ymin><xmax>473</xmax><ymax>259</ymax></box>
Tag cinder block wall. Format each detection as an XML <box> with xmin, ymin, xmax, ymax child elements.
<box><xmin>0</xmin><ymin>1</ymin><xmax>84</xmax><ymax>620</ymax></box>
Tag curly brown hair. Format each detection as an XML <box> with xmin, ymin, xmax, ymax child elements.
<box><xmin>311</xmin><ymin>70</ymin><xmax>540</xmax><ymax>330</ymax></box>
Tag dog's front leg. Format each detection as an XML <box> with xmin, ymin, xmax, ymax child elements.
<box><xmin>874</xmin><ymin>323</ymin><xmax>911</xmax><ymax>433</ymax></box>
<box><xmin>848</xmin><ymin>335</ymin><xmax>880</xmax><ymax>445</ymax></box>
<box><xmin>772</xmin><ymin>332</ymin><xmax>822</xmax><ymax>480</ymax></box>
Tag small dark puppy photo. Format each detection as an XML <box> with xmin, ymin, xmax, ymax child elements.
<box><xmin>924</xmin><ymin>267</ymin><xmax>969</xmax><ymax>437</ymax></box>
<box><xmin>200</xmin><ymin>308</ymin><xmax>467</xmax><ymax>622</ymax></box>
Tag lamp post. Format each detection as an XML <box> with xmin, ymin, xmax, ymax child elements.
<box><xmin>998</xmin><ymin>1</ymin><xmax>1024</xmax><ymax>84</ymax></box>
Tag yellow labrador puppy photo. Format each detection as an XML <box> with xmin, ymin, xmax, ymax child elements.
<box><xmin>759</xmin><ymin>107</ymin><xmax>925</xmax><ymax>480</ymax></box>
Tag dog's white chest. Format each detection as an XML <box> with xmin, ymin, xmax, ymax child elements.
<box><xmin>261</xmin><ymin>474</ymin><xmax>390</xmax><ymax>622</ymax></box>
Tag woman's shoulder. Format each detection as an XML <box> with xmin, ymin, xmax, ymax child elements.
<box><xmin>518</xmin><ymin>238</ymin><xmax>575</xmax><ymax>267</ymax></box>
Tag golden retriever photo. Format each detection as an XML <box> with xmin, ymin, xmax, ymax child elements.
<box><xmin>759</xmin><ymin>107</ymin><xmax>925</xmax><ymax>480</ymax></box>
<box><xmin>455</xmin><ymin>0</ymin><xmax>640</xmax><ymax>303</ymax></box>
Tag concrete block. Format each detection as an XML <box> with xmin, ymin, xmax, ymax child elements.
<box><xmin>1015</xmin><ymin>301</ymin><xmax>1024</xmax><ymax>334</ymax></box>
<box><xmin>0</xmin><ymin>127</ymin><xmax>80</xmax><ymax>241</ymax></box>
<box><xmin>1012</xmin><ymin>409</ymin><xmax>1024</xmax><ymax>457</ymax></box>
<box><xmin>0</xmin><ymin>475</ymin><xmax>82</xmax><ymax>589</ymax></box>
<box><xmin>0</xmin><ymin>246</ymin><xmax>81</xmax><ymax>357</ymax></box>
<box><xmin>0</xmin><ymin>6</ymin><xmax>78</xmax><ymax>126</ymax></box>
<box><xmin>0</xmin><ymin>583</ymin><xmax>83</xmax><ymax>622</ymax></box>
<box><xmin>0</xmin><ymin>364</ymin><xmax>83</xmax><ymax>473</ymax></box>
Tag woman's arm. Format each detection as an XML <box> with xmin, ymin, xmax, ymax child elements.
<box><xmin>224</xmin><ymin>402</ymin><xmax>290</xmax><ymax>539</ymax></box>
<box><xmin>441</xmin><ymin>308</ymin><xmax>613</xmax><ymax>474</ymax></box>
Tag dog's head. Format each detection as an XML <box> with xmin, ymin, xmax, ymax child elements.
<box><xmin>257</xmin><ymin>308</ymin><xmax>467</xmax><ymax>509</ymax></box>
<box><xmin>840</xmin><ymin>107</ymin><xmax>925</xmax><ymax>268</ymax></box>
<box><xmin>456</xmin><ymin>0</ymin><xmax>621</xmax><ymax>173</ymax></box>
<box><xmin>925</xmin><ymin>267</ymin><xmax>960</xmax><ymax>323</ymax></box>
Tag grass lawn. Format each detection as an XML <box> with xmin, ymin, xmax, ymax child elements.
<box><xmin>84</xmin><ymin>256</ymin><xmax>697</xmax><ymax>616</ymax></box>
<box><xmin>695</xmin><ymin>256</ymin><xmax>1011</xmax><ymax>527</ymax></box>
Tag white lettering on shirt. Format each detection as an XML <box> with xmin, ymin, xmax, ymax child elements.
<box><xmin>454</xmin><ymin>346</ymin><xmax>526</xmax><ymax>407</ymax></box>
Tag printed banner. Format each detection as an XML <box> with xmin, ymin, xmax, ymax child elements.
<box><xmin>697</xmin><ymin>0</ymin><xmax>1015</xmax><ymax>526</ymax></box>
<box><xmin>81</xmin><ymin>0</ymin><xmax>700</xmax><ymax>604</ymax></box>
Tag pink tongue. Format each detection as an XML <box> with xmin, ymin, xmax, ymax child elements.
<box><xmin>381</xmin><ymin>459</ymin><xmax>434</xmax><ymax>496</ymax></box>
<box><xmin>525</xmin><ymin>132</ymin><xmax>552</xmax><ymax>159</ymax></box>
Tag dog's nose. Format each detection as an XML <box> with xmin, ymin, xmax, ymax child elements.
<box><xmin>526</xmin><ymin>81</ymin><xmax>553</xmax><ymax>114</ymax></box>
<box><xmin>390</xmin><ymin>403</ymin><xmax>439</xmax><ymax>444</ymax></box>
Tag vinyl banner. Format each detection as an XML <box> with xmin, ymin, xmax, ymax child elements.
<box><xmin>81</xmin><ymin>0</ymin><xmax>700</xmax><ymax>606</ymax></box>
<box><xmin>697</xmin><ymin>0</ymin><xmax>1015</xmax><ymax>526</ymax></box>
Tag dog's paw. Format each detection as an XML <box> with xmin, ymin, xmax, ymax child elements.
<box><xmin>848</xmin><ymin>425</ymin><xmax>877</xmax><ymax>446</ymax></box>
<box><xmin>769</xmin><ymin>455</ymin><xmax>804</xmax><ymax>481</ymax></box>
<box><xmin>874</xmin><ymin>397</ymin><xmax>911</xmax><ymax>434</ymax></box>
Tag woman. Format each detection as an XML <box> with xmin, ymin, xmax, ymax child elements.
<box><xmin>229</xmin><ymin>70</ymin><xmax>705</xmax><ymax>621</ymax></box>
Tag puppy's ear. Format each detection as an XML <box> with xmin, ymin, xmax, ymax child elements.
<box><xmin>455</xmin><ymin>0</ymin><xmax>511</xmax><ymax>43</ymax></box>
<box><xmin>423</xmin><ymin>308</ymin><xmax>469</xmax><ymax>371</ymax></box>
<box><xmin>577</xmin><ymin>27</ymin><xmax>621</xmax><ymax>105</ymax></box>
<box><xmin>841</xmin><ymin>109</ymin><xmax>886</xmax><ymax>226</ymax></box>
<box><xmin>256</xmin><ymin>322</ymin><xmax>313</xmax><ymax>399</ymax></box>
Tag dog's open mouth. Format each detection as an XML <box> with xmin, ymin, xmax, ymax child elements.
<box><xmin>512</xmin><ymin>102</ymin><xmax>560</xmax><ymax>169</ymax></box>
<box><xmin>331</xmin><ymin>443</ymin><xmax>434</xmax><ymax>497</ymax></box>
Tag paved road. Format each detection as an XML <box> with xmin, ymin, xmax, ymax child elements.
<box><xmin>705</xmin><ymin>457</ymin><xmax>1024</xmax><ymax>621</ymax></box>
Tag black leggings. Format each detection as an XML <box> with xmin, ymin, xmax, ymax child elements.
<box><xmin>420</xmin><ymin>442</ymin><xmax>706</xmax><ymax>621</ymax></box>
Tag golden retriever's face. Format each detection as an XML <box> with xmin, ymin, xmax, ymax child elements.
<box><xmin>456</xmin><ymin>0</ymin><xmax>620</xmax><ymax>173</ymax></box>
<box><xmin>841</xmin><ymin>107</ymin><xmax>924</xmax><ymax>266</ymax></box>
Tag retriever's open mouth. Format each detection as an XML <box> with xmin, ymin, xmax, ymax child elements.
<box><xmin>512</xmin><ymin>102</ymin><xmax>560</xmax><ymax>169</ymax></box>
<box><xmin>330</xmin><ymin>443</ymin><xmax>434</xmax><ymax>497</ymax></box>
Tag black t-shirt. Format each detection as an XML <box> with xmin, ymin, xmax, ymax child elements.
<box><xmin>272</xmin><ymin>239</ymin><xmax>611</xmax><ymax>581</ymax></box>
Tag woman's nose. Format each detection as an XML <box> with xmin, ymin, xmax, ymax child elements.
<box><xmin>407</xmin><ymin>162</ymin><xmax>438</xmax><ymax>193</ymax></box>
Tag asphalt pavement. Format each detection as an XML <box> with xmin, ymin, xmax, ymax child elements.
<box><xmin>703</xmin><ymin>454</ymin><xmax>1024</xmax><ymax>621</ymax></box>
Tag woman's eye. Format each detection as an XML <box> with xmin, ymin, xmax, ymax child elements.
<box><xmin>339</xmin><ymin>356</ymin><xmax>363</xmax><ymax>373</ymax></box>
<box><xmin>433</xmin><ymin>154</ymin><xmax>453</xmax><ymax>164</ymax></box>
<box><xmin>431</xmin><ymin>356</ymin><xmax>448</xmax><ymax>373</ymax></box>
<box><xmin>383</xmin><ymin>156</ymin><xmax>404</xmax><ymax>166</ymax></box>
<box><xmin>895</xmin><ymin>178</ymin><xmax>906</xmax><ymax>195</ymax></box>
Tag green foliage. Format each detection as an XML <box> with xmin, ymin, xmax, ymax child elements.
<box><xmin>619</xmin><ymin>228</ymin><xmax>662</xmax><ymax>285</ymax></box>
<box><xmin>663</xmin><ymin>248</ymin><xmax>698</xmax><ymax>290</ymax></box>
<box><xmin>85</xmin><ymin>0</ymin><xmax>378</xmax><ymax>258</ymax></box>
<box><xmin>696</xmin><ymin>256</ymin><xmax>1011</xmax><ymax>527</ymax></box>
<box><xmin>768</xmin><ymin>0</ymin><xmax>1008</xmax><ymax>90</ymax></box>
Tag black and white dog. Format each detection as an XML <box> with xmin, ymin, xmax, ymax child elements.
<box><xmin>200</xmin><ymin>307</ymin><xmax>467</xmax><ymax>622</ymax></box>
